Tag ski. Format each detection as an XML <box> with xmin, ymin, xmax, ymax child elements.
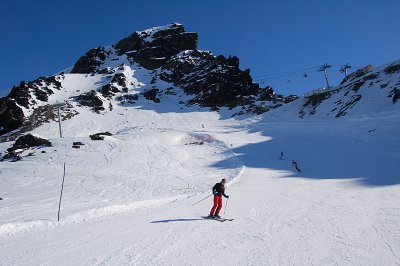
<box><xmin>201</xmin><ymin>216</ymin><xmax>234</xmax><ymax>222</ymax></box>
<box><xmin>217</xmin><ymin>218</ymin><xmax>234</xmax><ymax>222</ymax></box>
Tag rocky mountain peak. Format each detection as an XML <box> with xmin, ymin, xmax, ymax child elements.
<box><xmin>116</xmin><ymin>22</ymin><xmax>198</xmax><ymax>70</ymax></box>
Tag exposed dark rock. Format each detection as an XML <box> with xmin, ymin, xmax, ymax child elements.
<box><xmin>258</xmin><ymin>87</ymin><xmax>275</xmax><ymax>101</ymax></box>
<box><xmin>101</xmin><ymin>84</ymin><xmax>119</xmax><ymax>98</ymax></box>
<box><xmin>384</xmin><ymin>63</ymin><xmax>400</xmax><ymax>74</ymax></box>
<box><xmin>111</xmin><ymin>73</ymin><xmax>127</xmax><ymax>87</ymax></box>
<box><xmin>114</xmin><ymin>32</ymin><xmax>142</xmax><ymax>55</ymax></box>
<box><xmin>90</xmin><ymin>132</ymin><xmax>113</xmax><ymax>140</ymax></box>
<box><xmin>74</xmin><ymin>90</ymin><xmax>105</xmax><ymax>112</ymax></box>
<box><xmin>284</xmin><ymin>95</ymin><xmax>300</xmax><ymax>103</ymax></box>
<box><xmin>380</xmin><ymin>84</ymin><xmax>388</xmax><ymax>89</ymax></box>
<box><xmin>71</xmin><ymin>47</ymin><xmax>107</xmax><ymax>74</ymax></box>
<box><xmin>185</xmin><ymin>141</ymin><xmax>204</xmax><ymax>145</ymax></box>
<box><xmin>73</xmin><ymin>142</ymin><xmax>85</xmax><ymax>146</ymax></box>
<box><xmin>388</xmin><ymin>88</ymin><xmax>400</xmax><ymax>103</ymax></box>
<box><xmin>160</xmin><ymin>50</ymin><xmax>264</xmax><ymax>108</ymax></box>
<box><xmin>335</xmin><ymin>95</ymin><xmax>362</xmax><ymax>118</ymax></box>
<box><xmin>8</xmin><ymin>134</ymin><xmax>52</xmax><ymax>152</ymax></box>
<box><xmin>9</xmin><ymin>82</ymin><xmax>31</xmax><ymax>108</ymax></box>
<box><xmin>143</xmin><ymin>88</ymin><xmax>160</xmax><ymax>103</ymax></box>
<box><xmin>363</xmin><ymin>73</ymin><xmax>378</xmax><ymax>81</ymax></box>
<box><xmin>303</xmin><ymin>91</ymin><xmax>332</xmax><ymax>108</ymax></box>
<box><xmin>341</xmin><ymin>65</ymin><xmax>373</xmax><ymax>84</ymax></box>
<box><xmin>352</xmin><ymin>81</ymin><xmax>365</xmax><ymax>92</ymax></box>
<box><xmin>72</xmin><ymin>145</ymin><xmax>81</xmax><ymax>149</ymax></box>
<box><xmin>299</xmin><ymin>91</ymin><xmax>332</xmax><ymax>118</ymax></box>
<box><xmin>0</xmin><ymin>98</ymin><xmax>25</xmax><ymax>135</ymax></box>
<box><xmin>116</xmin><ymin>94</ymin><xmax>139</xmax><ymax>104</ymax></box>
<box><xmin>115</xmin><ymin>23</ymin><xmax>198</xmax><ymax>70</ymax></box>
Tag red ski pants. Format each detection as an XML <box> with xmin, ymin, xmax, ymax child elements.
<box><xmin>210</xmin><ymin>195</ymin><xmax>223</xmax><ymax>215</ymax></box>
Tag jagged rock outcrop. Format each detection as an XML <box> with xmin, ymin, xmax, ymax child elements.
<box><xmin>115</xmin><ymin>23</ymin><xmax>198</xmax><ymax>70</ymax></box>
<box><xmin>69</xmin><ymin>23</ymin><xmax>283</xmax><ymax>109</ymax></box>
<box><xmin>299</xmin><ymin>61</ymin><xmax>400</xmax><ymax>118</ymax></box>
<box><xmin>0</xmin><ymin>75</ymin><xmax>64</xmax><ymax>136</ymax></box>
<box><xmin>74</xmin><ymin>90</ymin><xmax>105</xmax><ymax>113</ymax></box>
<box><xmin>159</xmin><ymin>51</ymin><xmax>264</xmax><ymax>107</ymax></box>
<box><xmin>90</xmin><ymin>132</ymin><xmax>113</xmax><ymax>140</ymax></box>
<box><xmin>71</xmin><ymin>47</ymin><xmax>108</xmax><ymax>74</ymax></box>
<box><xmin>0</xmin><ymin>98</ymin><xmax>25</xmax><ymax>135</ymax></box>
<box><xmin>8</xmin><ymin>134</ymin><xmax>52</xmax><ymax>152</ymax></box>
<box><xmin>340</xmin><ymin>65</ymin><xmax>373</xmax><ymax>84</ymax></box>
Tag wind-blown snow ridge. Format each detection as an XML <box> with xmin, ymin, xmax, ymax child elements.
<box><xmin>0</xmin><ymin>195</ymin><xmax>188</xmax><ymax>236</ymax></box>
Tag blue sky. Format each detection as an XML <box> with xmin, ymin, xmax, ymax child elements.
<box><xmin>1</xmin><ymin>0</ymin><xmax>399</xmax><ymax>97</ymax></box>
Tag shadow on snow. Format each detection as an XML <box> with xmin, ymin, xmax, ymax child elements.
<box><xmin>150</xmin><ymin>218</ymin><xmax>205</xmax><ymax>223</ymax></box>
<box><xmin>212</xmin><ymin>118</ymin><xmax>400</xmax><ymax>187</ymax></box>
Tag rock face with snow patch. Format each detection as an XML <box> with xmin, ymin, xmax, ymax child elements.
<box><xmin>10</xmin><ymin>134</ymin><xmax>52</xmax><ymax>150</ymax></box>
<box><xmin>0</xmin><ymin>23</ymin><xmax>291</xmax><ymax>138</ymax></box>
<box><xmin>1</xmin><ymin>23</ymin><xmax>398</xmax><ymax>140</ymax></box>
<box><xmin>0</xmin><ymin>76</ymin><xmax>64</xmax><ymax>136</ymax></box>
<box><xmin>70</xmin><ymin>23</ymin><xmax>284</xmax><ymax>109</ymax></box>
<box><xmin>299</xmin><ymin>61</ymin><xmax>400</xmax><ymax>118</ymax></box>
<box><xmin>115</xmin><ymin>23</ymin><xmax>198</xmax><ymax>70</ymax></box>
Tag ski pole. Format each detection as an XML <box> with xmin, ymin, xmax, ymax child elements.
<box><xmin>224</xmin><ymin>197</ymin><xmax>229</xmax><ymax>214</ymax></box>
<box><xmin>192</xmin><ymin>194</ymin><xmax>212</xmax><ymax>206</ymax></box>
<box><xmin>57</xmin><ymin>162</ymin><xmax>66</xmax><ymax>222</ymax></box>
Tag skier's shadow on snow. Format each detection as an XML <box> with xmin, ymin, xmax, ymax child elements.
<box><xmin>150</xmin><ymin>218</ymin><xmax>204</xmax><ymax>223</ymax></box>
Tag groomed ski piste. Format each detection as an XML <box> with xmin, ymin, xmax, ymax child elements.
<box><xmin>1</xmin><ymin>63</ymin><xmax>400</xmax><ymax>265</ymax></box>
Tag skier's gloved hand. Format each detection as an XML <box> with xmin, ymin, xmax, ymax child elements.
<box><xmin>225</xmin><ymin>195</ymin><xmax>230</xmax><ymax>198</ymax></box>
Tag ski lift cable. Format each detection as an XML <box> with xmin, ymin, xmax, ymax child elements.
<box><xmin>254</xmin><ymin>71</ymin><xmax>317</xmax><ymax>81</ymax></box>
<box><xmin>254</xmin><ymin>67</ymin><xmax>348</xmax><ymax>82</ymax></box>
<box><xmin>253</xmin><ymin>63</ymin><xmax>352</xmax><ymax>82</ymax></box>
<box><xmin>254</xmin><ymin>66</ymin><xmax>338</xmax><ymax>81</ymax></box>
<box><xmin>254</xmin><ymin>71</ymin><xmax>312</xmax><ymax>81</ymax></box>
<box><xmin>254</xmin><ymin>64</ymin><xmax>351</xmax><ymax>80</ymax></box>
<box><xmin>253</xmin><ymin>66</ymin><xmax>320</xmax><ymax>80</ymax></box>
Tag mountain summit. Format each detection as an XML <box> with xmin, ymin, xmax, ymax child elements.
<box><xmin>0</xmin><ymin>23</ymin><xmax>293</xmax><ymax>138</ymax></box>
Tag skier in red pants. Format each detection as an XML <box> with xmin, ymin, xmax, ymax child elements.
<box><xmin>209</xmin><ymin>178</ymin><xmax>229</xmax><ymax>218</ymax></box>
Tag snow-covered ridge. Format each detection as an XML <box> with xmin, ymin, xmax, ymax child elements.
<box><xmin>137</xmin><ymin>22</ymin><xmax>183</xmax><ymax>43</ymax></box>
<box><xmin>291</xmin><ymin>60</ymin><xmax>400</xmax><ymax>119</ymax></box>
<box><xmin>0</xmin><ymin>23</ymin><xmax>291</xmax><ymax>138</ymax></box>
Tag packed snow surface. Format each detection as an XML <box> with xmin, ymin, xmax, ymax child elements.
<box><xmin>1</xmin><ymin>78</ymin><xmax>400</xmax><ymax>265</ymax></box>
<box><xmin>1</xmin><ymin>20</ymin><xmax>399</xmax><ymax>264</ymax></box>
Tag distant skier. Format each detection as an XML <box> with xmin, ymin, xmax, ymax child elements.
<box><xmin>209</xmin><ymin>178</ymin><xmax>229</xmax><ymax>218</ymax></box>
<box><xmin>279</xmin><ymin>151</ymin><xmax>284</xmax><ymax>160</ymax></box>
<box><xmin>292</xmin><ymin>160</ymin><xmax>301</xmax><ymax>172</ymax></box>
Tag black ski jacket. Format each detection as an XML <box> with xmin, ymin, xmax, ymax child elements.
<box><xmin>212</xmin><ymin>182</ymin><xmax>228</xmax><ymax>198</ymax></box>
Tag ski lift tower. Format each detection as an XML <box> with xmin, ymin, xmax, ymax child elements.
<box><xmin>55</xmin><ymin>101</ymin><xmax>63</xmax><ymax>138</ymax></box>
<box><xmin>340</xmin><ymin>63</ymin><xmax>352</xmax><ymax>78</ymax></box>
<box><xmin>318</xmin><ymin>63</ymin><xmax>332</xmax><ymax>89</ymax></box>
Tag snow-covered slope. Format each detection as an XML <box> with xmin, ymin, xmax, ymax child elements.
<box><xmin>1</xmin><ymin>93</ymin><xmax>399</xmax><ymax>265</ymax></box>
<box><xmin>291</xmin><ymin>60</ymin><xmax>400</xmax><ymax>119</ymax></box>
<box><xmin>0</xmin><ymin>24</ymin><xmax>399</xmax><ymax>265</ymax></box>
